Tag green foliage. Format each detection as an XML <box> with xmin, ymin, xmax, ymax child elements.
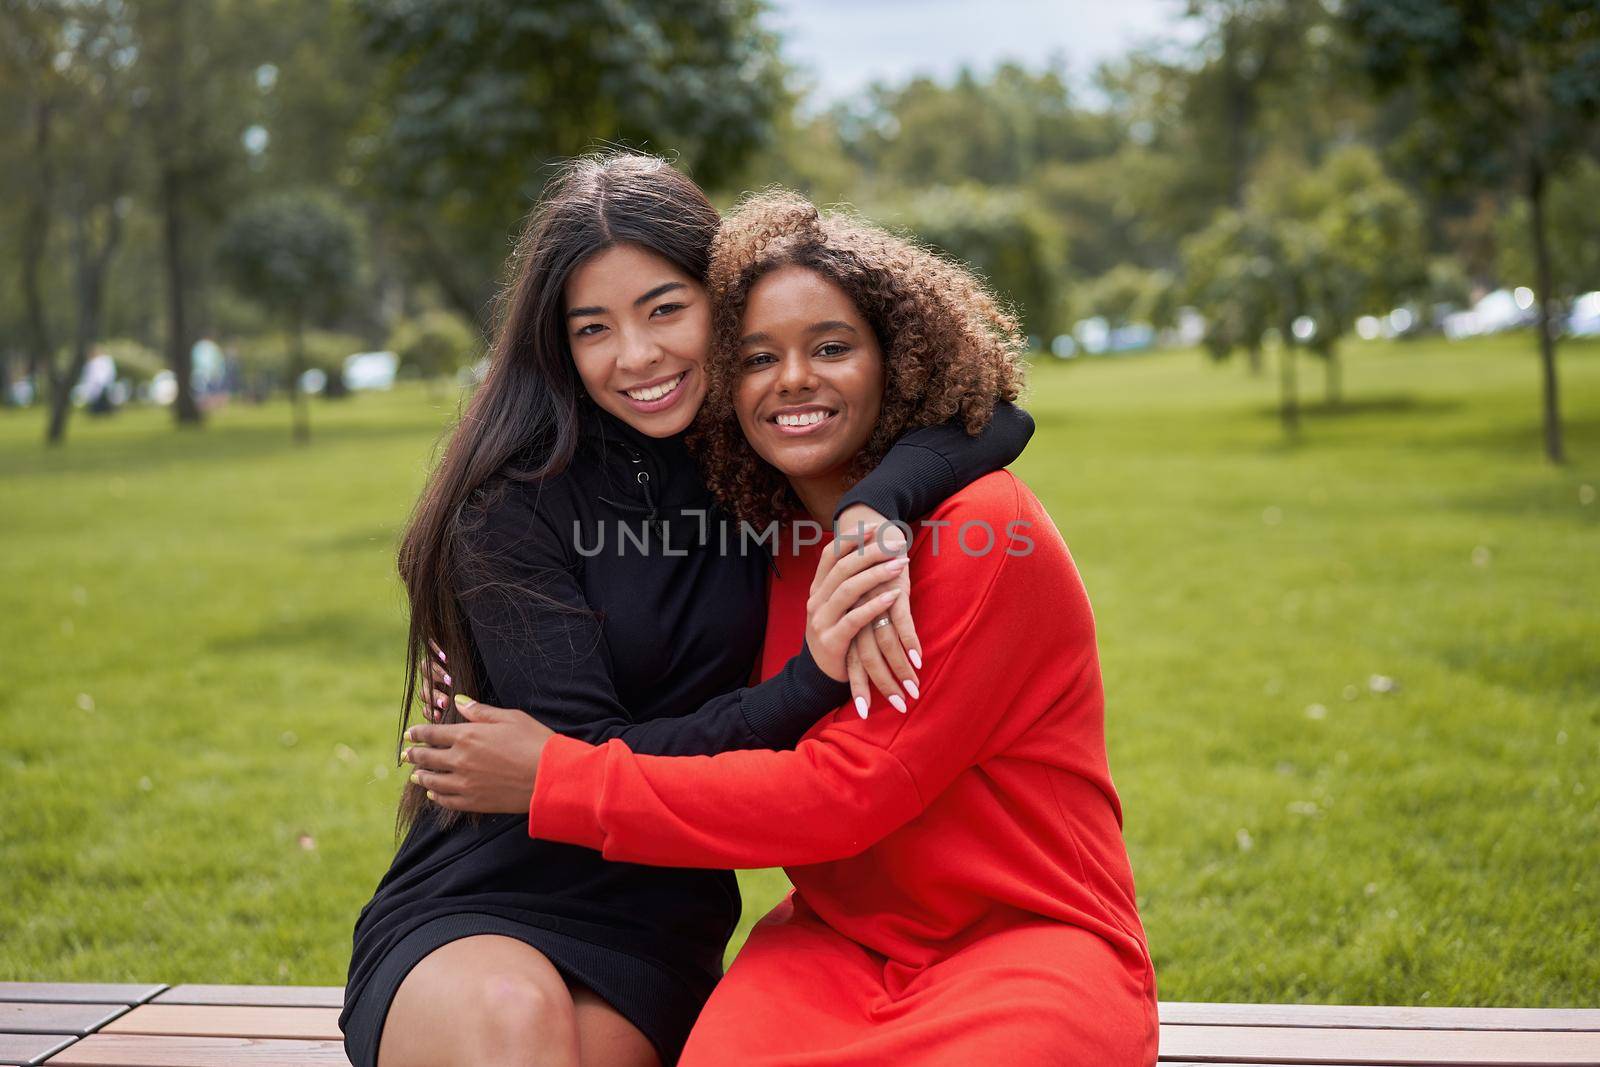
<box><xmin>388</xmin><ymin>310</ymin><xmax>478</xmax><ymax>379</ymax></box>
<box><xmin>1494</xmin><ymin>158</ymin><xmax>1600</xmax><ymax>303</ymax></box>
<box><xmin>836</xmin><ymin>61</ymin><xmax>1117</xmax><ymax>189</ymax></box>
<box><xmin>1342</xmin><ymin>0</ymin><xmax>1600</xmax><ymax>191</ymax></box>
<box><xmin>237</xmin><ymin>330</ymin><xmax>367</xmax><ymax>379</ymax></box>
<box><xmin>886</xmin><ymin>185</ymin><xmax>1065</xmax><ymax>340</ymax></box>
<box><xmin>1085</xmin><ymin>265</ymin><xmax>1179</xmax><ymax>330</ymax></box>
<box><xmin>355</xmin><ymin>0</ymin><xmax>787</xmax><ymax>323</ymax></box>
<box><xmin>217</xmin><ymin>192</ymin><xmax>362</xmax><ymax>326</ymax></box>
<box><xmin>1182</xmin><ymin>209</ymin><xmax>1285</xmax><ymax>362</ymax></box>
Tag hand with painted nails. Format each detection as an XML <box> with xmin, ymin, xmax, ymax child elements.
<box><xmin>832</xmin><ymin>505</ymin><xmax>923</xmax><ymax>717</ymax></box>
<box><xmin>403</xmin><ymin>692</ymin><xmax>555</xmax><ymax>814</ymax></box>
<box><xmin>805</xmin><ymin>524</ymin><xmax>917</xmax><ymax>715</ymax></box>
<box><xmin>418</xmin><ymin>640</ymin><xmax>454</xmax><ymax>722</ymax></box>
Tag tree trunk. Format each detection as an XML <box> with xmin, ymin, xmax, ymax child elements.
<box><xmin>1528</xmin><ymin>161</ymin><xmax>1564</xmax><ymax>463</ymax></box>
<box><xmin>162</xmin><ymin>164</ymin><xmax>204</xmax><ymax>426</ymax></box>
<box><xmin>46</xmin><ymin>204</ymin><xmax>122</xmax><ymax>445</ymax></box>
<box><xmin>21</xmin><ymin>99</ymin><xmax>56</xmax><ymax>394</ymax></box>
<box><xmin>1279</xmin><ymin>340</ymin><xmax>1300</xmax><ymax>436</ymax></box>
<box><xmin>290</xmin><ymin>318</ymin><xmax>310</xmax><ymax>444</ymax></box>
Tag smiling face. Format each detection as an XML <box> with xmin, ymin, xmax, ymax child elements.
<box><xmin>734</xmin><ymin>264</ymin><xmax>885</xmax><ymax>520</ymax></box>
<box><xmin>564</xmin><ymin>243</ymin><xmax>711</xmax><ymax>437</ymax></box>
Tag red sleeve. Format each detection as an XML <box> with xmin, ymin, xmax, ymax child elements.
<box><xmin>529</xmin><ymin>473</ymin><xmax>1099</xmax><ymax>869</ymax></box>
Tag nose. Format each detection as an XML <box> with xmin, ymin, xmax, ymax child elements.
<box><xmin>775</xmin><ymin>351</ymin><xmax>817</xmax><ymax>396</ymax></box>
<box><xmin>616</xmin><ymin>325</ymin><xmax>664</xmax><ymax>376</ymax></box>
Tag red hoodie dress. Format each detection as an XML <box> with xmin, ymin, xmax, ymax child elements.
<box><xmin>530</xmin><ymin>471</ymin><xmax>1160</xmax><ymax>1065</ymax></box>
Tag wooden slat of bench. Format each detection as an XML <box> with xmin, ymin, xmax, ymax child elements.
<box><xmin>0</xmin><ymin>1005</ymin><xmax>128</xmax><ymax>1037</ymax></box>
<box><xmin>99</xmin><ymin>1006</ymin><xmax>340</xmax><ymax>1042</ymax></box>
<box><xmin>153</xmin><ymin>987</ymin><xmax>343</xmax><ymax>1009</ymax></box>
<box><xmin>0</xmin><ymin>1032</ymin><xmax>77</xmax><ymax>1067</ymax></box>
<box><xmin>1159</xmin><ymin>1022</ymin><xmax>1600</xmax><ymax>1065</ymax></box>
<box><xmin>1163</xmin><ymin>1003</ymin><xmax>1600</xmax><ymax>1033</ymax></box>
<box><xmin>42</xmin><ymin>1034</ymin><xmax>350</xmax><ymax>1066</ymax></box>
<box><xmin>0</xmin><ymin>989</ymin><xmax>162</xmax><ymax>1008</ymax></box>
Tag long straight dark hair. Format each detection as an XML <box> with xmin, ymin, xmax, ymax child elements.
<box><xmin>394</xmin><ymin>152</ymin><xmax>722</xmax><ymax>832</ymax></box>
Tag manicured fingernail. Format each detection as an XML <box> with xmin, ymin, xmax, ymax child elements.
<box><xmin>855</xmin><ymin>696</ymin><xmax>869</xmax><ymax>719</ymax></box>
<box><xmin>880</xmin><ymin>591</ymin><xmax>899</xmax><ymax>604</ymax></box>
<box><xmin>881</xmin><ymin>528</ymin><xmax>906</xmax><ymax>550</ymax></box>
<box><xmin>426</xmin><ymin>790</ymin><xmax>435</xmax><ymax>800</ymax></box>
<box><xmin>889</xmin><ymin>694</ymin><xmax>907</xmax><ymax>713</ymax></box>
<box><xmin>406</xmin><ymin>727</ymin><xmax>418</xmax><ymax>742</ymax></box>
<box><xmin>433</xmin><ymin>692</ymin><xmax>447</xmax><ymax>709</ymax></box>
<box><xmin>432</xmin><ymin>645</ymin><xmax>446</xmax><ymax>662</ymax></box>
<box><xmin>903</xmin><ymin>680</ymin><xmax>919</xmax><ymax>700</ymax></box>
<box><xmin>454</xmin><ymin>693</ymin><xmax>473</xmax><ymax>710</ymax></box>
<box><xmin>442</xmin><ymin>673</ymin><xmax>452</xmax><ymax>687</ymax></box>
<box><xmin>410</xmin><ymin>772</ymin><xmax>421</xmax><ymax>784</ymax></box>
<box><xmin>908</xmin><ymin>649</ymin><xmax>922</xmax><ymax>670</ymax></box>
<box><xmin>887</xmin><ymin>557</ymin><xmax>908</xmax><ymax>572</ymax></box>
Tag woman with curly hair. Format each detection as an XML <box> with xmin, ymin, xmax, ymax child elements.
<box><xmin>450</xmin><ymin>191</ymin><xmax>1159</xmax><ymax>1064</ymax></box>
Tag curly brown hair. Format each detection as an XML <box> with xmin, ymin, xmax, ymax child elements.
<box><xmin>692</xmin><ymin>191</ymin><xmax>1028</xmax><ymax>526</ymax></box>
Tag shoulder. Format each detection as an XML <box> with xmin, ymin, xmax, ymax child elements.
<box><xmin>917</xmin><ymin>470</ymin><xmax>1039</xmax><ymax>536</ymax></box>
<box><xmin>909</xmin><ymin>471</ymin><xmax>1068</xmax><ymax>588</ymax></box>
<box><xmin>461</xmin><ymin>461</ymin><xmax>588</xmax><ymax>559</ymax></box>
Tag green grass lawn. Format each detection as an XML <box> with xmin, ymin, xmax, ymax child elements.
<box><xmin>2</xmin><ymin>333</ymin><xmax>1596</xmax><ymax>1005</ymax></box>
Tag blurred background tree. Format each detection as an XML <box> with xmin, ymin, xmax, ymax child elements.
<box><xmin>352</xmin><ymin>0</ymin><xmax>788</xmax><ymax>333</ymax></box>
<box><xmin>217</xmin><ymin>191</ymin><xmax>361</xmax><ymax>443</ymax></box>
<box><xmin>1342</xmin><ymin>0</ymin><xmax>1600</xmax><ymax>462</ymax></box>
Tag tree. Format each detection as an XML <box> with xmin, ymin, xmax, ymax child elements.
<box><xmin>1</xmin><ymin>0</ymin><xmax>141</xmax><ymax>445</ymax></box>
<box><xmin>1343</xmin><ymin>0</ymin><xmax>1600</xmax><ymax>462</ymax></box>
<box><xmin>1255</xmin><ymin>146</ymin><xmax>1427</xmax><ymax>404</ymax></box>
<box><xmin>217</xmin><ymin>192</ymin><xmax>360</xmax><ymax>443</ymax></box>
<box><xmin>1182</xmin><ymin>209</ymin><xmax>1283</xmax><ymax>380</ymax></box>
<box><xmin>128</xmin><ymin>0</ymin><xmax>270</xmax><ymax>427</ymax></box>
<box><xmin>1494</xmin><ymin>157</ymin><xmax>1600</xmax><ymax>310</ymax></box>
<box><xmin>390</xmin><ymin>309</ymin><xmax>478</xmax><ymax>393</ymax></box>
<box><xmin>887</xmin><ymin>185</ymin><xmax>1067</xmax><ymax>343</ymax></box>
<box><xmin>354</xmin><ymin>0</ymin><xmax>787</xmax><ymax>331</ymax></box>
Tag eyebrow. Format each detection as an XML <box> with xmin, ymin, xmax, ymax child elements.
<box><xmin>738</xmin><ymin>320</ymin><xmax>859</xmax><ymax>346</ymax></box>
<box><xmin>566</xmin><ymin>281</ymin><xmax>688</xmax><ymax>320</ymax></box>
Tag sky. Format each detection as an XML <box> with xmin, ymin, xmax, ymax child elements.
<box><xmin>765</xmin><ymin>0</ymin><xmax>1193</xmax><ymax>107</ymax></box>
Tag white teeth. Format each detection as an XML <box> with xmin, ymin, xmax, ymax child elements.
<box><xmin>776</xmin><ymin>410</ymin><xmax>831</xmax><ymax>427</ymax></box>
<box><xmin>624</xmin><ymin>373</ymin><xmax>685</xmax><ymax>402</ymax></box>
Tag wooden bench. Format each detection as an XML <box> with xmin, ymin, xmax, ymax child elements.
<box><xmin>2</xmin><ymin>983</ymin><xmax>1597</xmax><ymax>1065</ymax></box>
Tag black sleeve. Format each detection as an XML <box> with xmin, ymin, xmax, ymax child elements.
<box><xmin>459</xmin><ymin>482</ymin><xmax>847</xmax><ymax>757</ymax></box>
<box><xmin>833</xmin><ymin>400</ymin><xmax>1034</xmax><ymax>524</ymax></box>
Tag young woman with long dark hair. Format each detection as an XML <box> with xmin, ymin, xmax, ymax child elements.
<box><xmin>340</xmin><ymin>154</ymin><xmax>1033</xmax><ymax>1067</ymax></box>
<box><xmin>426</xmin><ymin>192</ymin><xmax>1158</xmax><ymax>1064</ymax></box>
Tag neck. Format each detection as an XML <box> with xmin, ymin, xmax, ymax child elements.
<box><xmin>788</xmin><ymin>472</ymin><xmax>850</xmax><ymax>525</ymax></box>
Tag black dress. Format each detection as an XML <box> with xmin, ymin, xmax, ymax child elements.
<box><xmin>340</xmin><ymin>398</ymin><xmax>1034</xmax><ymax>1067</ymax></box>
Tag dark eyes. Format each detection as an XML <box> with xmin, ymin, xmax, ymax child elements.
<box><xmin>742</xmin><ymin>342</ymin><xmax>849</xmax><ymax>369</ymax></box>
<box><xmin>573</xmin><ymin>303</ymin><xmax>684</xmax><ymax>338</ymax></box>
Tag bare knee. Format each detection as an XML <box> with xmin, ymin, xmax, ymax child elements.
<box><xmin>381</xmin><ymin>937</ymin><xmax>580</xmax><ymax>1067</ymax></box>
<box><xmin>463</xmin><ymin>968</ymin><xmax>579</xmax><ymax>1067</ymax></box>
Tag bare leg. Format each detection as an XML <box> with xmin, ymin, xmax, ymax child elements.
<box><xmin>377</xmin><ymin>935</ymin><xmax>581</xmax><ymax>1067</ymax></box>
<box><xmin>571</xmin><ymin>983</ymin><xmax>661</xmax><ymax>1067</ymax></box>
